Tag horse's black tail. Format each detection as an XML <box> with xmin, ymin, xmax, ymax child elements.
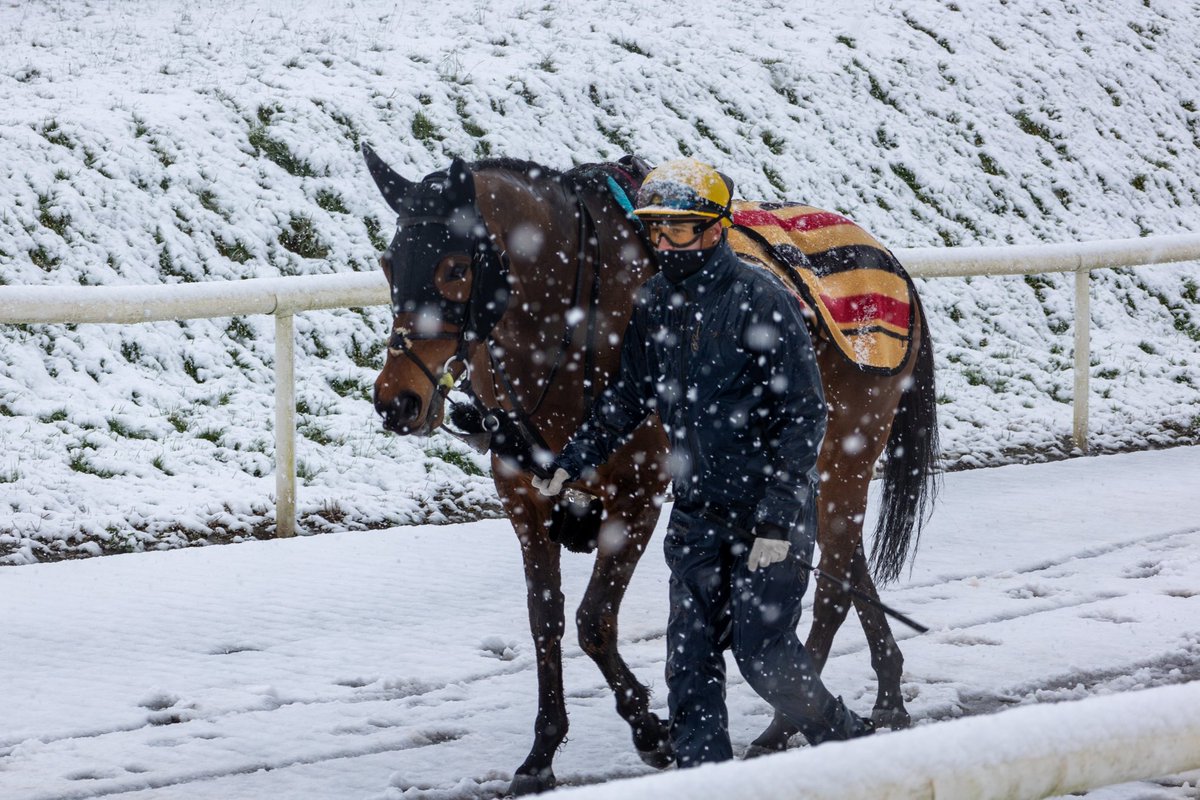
<box><xmin>869</xmin><ymin>292</ymin><xmax>941</xmax><ymax>586</ymax></box>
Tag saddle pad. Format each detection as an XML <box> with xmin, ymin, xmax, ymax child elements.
<box><xmin>729</xmin><ymin>201</ymin><xmax>915</xmax><ymax>374</ymax></box>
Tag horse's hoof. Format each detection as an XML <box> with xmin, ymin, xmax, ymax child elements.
<box><xmin>508</xmin><ymin>768</ymin><xmax>556</xmax><ymax>796</ymax></box>
<box><xmin>636</xmin><ymin>738</ymin><xmax>675</xmax><ymax>770</ymax></box>
<box><xmin>632</xmin><ymin>715</ymin><xmax>674</xmax><ymax>769</ymax></box>
<box><xmin>871</xmin><ymin>707</ymin><xmax>912</xmax><ymax>730</ymax></box>
<box><xmin>742</xmin><ymin>743</ymin><xmax>780</xmax><ymax>760</ymax></box>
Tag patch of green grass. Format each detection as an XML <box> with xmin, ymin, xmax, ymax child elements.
<box><xmin>0</xmin><ymin>465</ymin><xmax>20</xmax><ymax>483</ymax></box>
<box><xmin>1138</xmin><ymin>341</ymin><xmax>1157</xmax><ymax>355</ymax></box>
<box><xmin>979</xmin><ymin>151</ymin><xmax>1006</xmax><ymax>176</ymax></box>
<box><xmin>612</xmin><ymin>38</ymin><xmax>647</xmax><ymax>56</ymax></box>
<box><xmin>425</xmin><ymin>446</ymin><xmax>484</xmax><ymax>476</ymax></box>
<box><xmin>196</xmin><ymin>428</ymin><xmax>224</xmax><ymax>444</ymax></box>
<box><xmin>167</xmin><ymin>412</ymin><xmax>188</xmax><ymax>433</ymax></box>
<box><xmin>120</xmin><ymin>340</ymin><xmax>142</xmax><ymax>362</ymax></box>
<box><xmin>364</xmin><ymin>216</ymin><xmax>389</xmax><ymax>252</ymax></box>
<box><xmin>349</xmin><ymin>334</ymin><xmax>384</xmax><ymax>369</ymax></box>
<box><xmin>536</xmin><ymin>56</ymin><xmax>556</xmax><ymax>73</ymax></box>
<box><xmin>29</xmin><ymin>243</ymin><xmax>59</xmax><ymax>271</ymax></box>
<box><xmin>316</xmin><ymin>188</ymin><xmax>349</xmax><ymax>214</ymax></box>
<box><xmin>598</xmin><ymin>122</ymin><xmax>632</xmax><ymax>153</ymax></box>
<box><xmin>890</xmin><ymin>162</ymin><xmax>939</xmax><ymax>210</ymax></box>
<box><xmin>40</xmin><ymin>408</ymin><xmax>69</xmax><ymax>423</ymax></box>
<box><xmin>1096</xmin><ymin>367</ymin><xmax>1120</xmax><ymax>379</ymax></box>
<box><xmin>836</xmin><ymin>35</ymin><xmax>856</xmax><ymax>48</ymax></box>
<box><xmin>853</xmin><ymin>61</ymin><xmax>899</xmax><ymax>110</ymax></box>
<box><xmin>411</xmin><ymin>111</ymin><xmax>443</xmax><ymax>145</ymax></box>
<box><xmin>151</xmin><ymin>140</ymin><xmax>174</xmax><ymax>168</ymax></box>
<box><xmin>279</xmin><ymin>214</ymin><xmax>330</xmax><ymax>260</ymax></box>
<box><xmin>762</xmin><ymin>164</ymin><xmax>786</xmax><ymax>194</ymax></box>
<box><xmin>299</xmin><ymin>422</ymin><xmax>334</xmax><ymax>446</ymax></box>
<box><xmin>296</xmin><ymin>459</ymin><xmax>322</xmax><ymax>483</ymax></box>
<box><xmin>198</xmin><ymin>188</ymin><xmax>222</xmax><ymax>215</ymax></box>
<box><xmin>225</xmin><ymin>316</ymin><xmax>255</xmax><ymax>342</ymax></box>
<box><xmin>68</xmin><ymin>451</ymin><xmax>118</xmax><ymax>478</ymax></box>
<box><xmin>182</xmin><ymin>355</ymin><xmax>205</xmax><ymax>383</ymax></box>
<box><xmin>1013</xmin><ymin>109</ymin><xmax>1054</xmax><ymax>142</ymax></box>
<box><xmin>453</xmin><ymin>97</ymin><xmax>487</xmax><ymax>143</ymax></box>
<box><xmin>329</xmin><ymin>375</ymin><xmax>371</xmax><ymax>401</ymax></box>
<box><xmin>903</xmin><ymin>13</ymin><xmax>954</xmax><ymax>52</ymax></box>
<box><xmin>1182</xmin><ymin>279</ymin><xmax>1199</xmax><ymax>304</ymax></box>
<box><xmin>38</xmin><ymin>194</ymin><xmax>70</xmax><ymax>237</ymax></box>
<box><xmin>1130</xmin><ymin>174</ymin><xmax>1148</xmax><ymax>191</ymax></box>
<box><xmin>108</xmin><ymin>418</ymin><xmax>153</xmax><ymax>439</ymax></box>
<box><xmin>158</xmin><ymin>246</ymin><xmax>195</xmax><ymax>282</ymax></box>
<box><xmin>152</xmin><ymin>455</ymin><xmax>174</xmax><ymax>475</ymax></box>
<box><xmin>761</xmin><ymin>130</ymin><xmax>785</xmax><ymax>155</ymax></box>
<box><xmin>215</xmin><ymin>236</ymin><xmax>253</xmax><ymax>263</ymax></box>
<box><xmin>693</xmin><ymin>119</ymin><xmax>729</xmax><ymax>153</ymax></box>
<box><xmin>40</xmin><ymin>120</ymin><xmax>73</xmax><ymax>149</ymax></box>
<box><xmin>328</xmin><ymin>109</ymin><xmax>360</xmax><ymax>145</ymax></box>
<box><xmin>249</xmin><ymin>125</ymin><xmax>315</xmax><ymax>177</ymax></box>
<box><xmin>510</xmin><ymin>80</ymin><xmax>537</xmax><ymax>105</ymax></box>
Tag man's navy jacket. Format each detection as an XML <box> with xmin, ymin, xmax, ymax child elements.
<box><xmin>556</xmin><ymin>239</ymin><xmax>827</xmax><ymax>541</ymax></box>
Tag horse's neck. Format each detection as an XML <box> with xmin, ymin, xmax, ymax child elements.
<box><xmin>469</xmin><ymin>173</ymin><xmax>647</xmax><ymax>445</ymax></box>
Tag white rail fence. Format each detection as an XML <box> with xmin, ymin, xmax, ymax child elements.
<box><xmin>1</xmin><ymin>233</ymin><xmax>1198</xmax><ymax>537</ymax></box>
<box><xmin>556</xmin><ymin>680</ymin><xmax>1200</xmax><ymax>800</ymax></box>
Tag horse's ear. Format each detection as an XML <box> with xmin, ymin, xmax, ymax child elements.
<box><xmin>361</xmin><ymin>142</ymin><xmax>413</xmax><ymax>216</ymax></box>
<box><xmin>445</xmin><ymin>157</ymin><xmax>475</xmax><ymax>208</ymax></box>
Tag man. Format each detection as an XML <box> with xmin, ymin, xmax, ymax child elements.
<box><xmin>532</xmin><ymin>158</ymin><xmax>873</xmax><ymax>766</ymax></box>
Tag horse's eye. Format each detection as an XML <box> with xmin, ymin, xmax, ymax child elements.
<box><xmin>448</xmin><ymin>262</ymin><xmax>469</xmax><ymax>281</ymax></box>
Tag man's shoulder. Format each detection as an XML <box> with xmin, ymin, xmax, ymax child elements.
<box><xmin>729</xmin><ymin>257</ymin><xmax>797</xmax><ymax>305</ymax></box>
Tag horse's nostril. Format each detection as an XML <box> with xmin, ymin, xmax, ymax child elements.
<box><xmin>377</xmin><ymin>391</ymin><xmax>423</xmax><ymax>432</ymax></box>
<box><xmin>395</xmin><ymin>392</ymin><xmax>421</xmax><ymax>421</ymax></box>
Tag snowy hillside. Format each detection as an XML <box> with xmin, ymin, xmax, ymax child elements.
<box><xmin>1</xmin><ymin>0</ymin><xmax>1198</xmax><ymax>562</ymax></box>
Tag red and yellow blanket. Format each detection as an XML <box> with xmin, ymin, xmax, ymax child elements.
<box><xmin>729</xmin><ymin>202</ymin><xmax>914</xmax><ymax>374</ymax></box>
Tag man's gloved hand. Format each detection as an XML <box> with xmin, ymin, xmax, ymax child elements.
<box><xmin>531</xmin><ymin>467</ymin><xmax>571</xmax><ymax>497</ymax></box>
<box><xmin>747</xmin><ymin>537</ymin><xmax>790</xmax><ymax>572</ymax></box>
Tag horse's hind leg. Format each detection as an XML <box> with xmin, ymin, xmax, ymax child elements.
<box><xmin>746</xmin><ymin>532</ymin><xmax>857</xmax><ymax>755</ymax></box>
<box><xmin>847</xmin><ymin>543</ymin><xmax>910</xmax><ymax>729</ymax></box>
<box><xmin>576</xmin><ymin>492</ymin><xmax>672</xmax><ymax>767</ymax></box>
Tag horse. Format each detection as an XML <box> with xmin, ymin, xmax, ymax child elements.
<box><xmin>361</xmin><ymin>145</ymin><xmax>939</xmax><ymax>795</ymax></box>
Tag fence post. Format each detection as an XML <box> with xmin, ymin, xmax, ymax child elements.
<box><xmin>1073</xmin><ymin>268</ymin><xmax>1090</xmax><ymax>453</ymax></box>
<box><xmin>275</xmin><ymin>312</ymin><xmax>297</xmax><ymax>537</ymax></box>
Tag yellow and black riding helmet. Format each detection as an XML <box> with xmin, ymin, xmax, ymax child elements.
<box><xmin>633</xmin><ymin>158</ymin><xmax>735</xmax><ymax>228</ymax></box>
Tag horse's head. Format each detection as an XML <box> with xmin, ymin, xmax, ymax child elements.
<box><xmin>362</xmin><ymin>144</ymin><xmax>509</xmax><ymax>435</ymax></box>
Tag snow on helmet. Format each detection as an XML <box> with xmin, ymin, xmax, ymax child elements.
<box><xmin>634</xmin><ymin>158</ymin><xmax>735</xmax><ymax>227</ymax></box>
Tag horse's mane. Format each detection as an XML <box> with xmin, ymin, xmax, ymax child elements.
<box><xmin>470</xmin><ymin>157</ymin><xmax>564</xmax><ymax>181</ymax></box>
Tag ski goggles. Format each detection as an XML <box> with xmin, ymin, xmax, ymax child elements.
<box><xmin>642</xmin><ymin>217</ymin><xmax>721</xmax><ymax>248</ymax></box>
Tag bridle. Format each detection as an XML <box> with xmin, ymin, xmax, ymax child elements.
<box><xmin>383</xmin><ymin>183</ymin><xmax>606</xmax><ymax>478</ymax></box>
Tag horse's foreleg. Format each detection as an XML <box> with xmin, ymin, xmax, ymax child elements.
<box><xmin>509</xmin><ymin>512</ymin><xmax>567</xmax><ymax>796</ymax></box>
<box><xmin>848</xmin><ymin>544</ymin><xmax>910</xmax><ymax>729</ymax></box>
<box><xmin>575</xmin><ymin>504</ymin><xmax>672</xmax><ymax>767</ymax></box>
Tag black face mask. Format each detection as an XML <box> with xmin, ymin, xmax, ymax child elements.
<box><xmin>658</xmin><ymin>245</ymin><xmax>718</xmax><ymax>284</ymax></box>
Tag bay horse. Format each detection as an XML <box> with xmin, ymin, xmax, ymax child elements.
<box><xmin>361</xmin><ymin>145</ymin><xmax>939</xmax><ymax>795</ymax></box>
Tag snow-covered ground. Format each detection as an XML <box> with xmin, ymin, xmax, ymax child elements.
<box><xmin>2</xmin><ymin>0</ymin><xmax>1199</xmax><ymax>560</ymax></box>
<box><xmin>3</xmin><ymin>446</ymin><xmax>1198</xmax><ymax>799</ymax></box>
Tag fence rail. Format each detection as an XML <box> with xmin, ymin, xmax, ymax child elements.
<box><xmin>2</xmin><ymin>233</ymin><xmax>1199</xmax><ymax>536</ymax></box>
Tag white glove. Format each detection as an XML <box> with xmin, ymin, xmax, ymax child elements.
<box><xmin>531</xmin><ymin>467</ymin><xmax>570</xmax><ymax>497</ymax></box>
<box><xmin>747</xmin><ymin>537</ymin><xmax>790</xmax><ymax>572</ymax></box>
